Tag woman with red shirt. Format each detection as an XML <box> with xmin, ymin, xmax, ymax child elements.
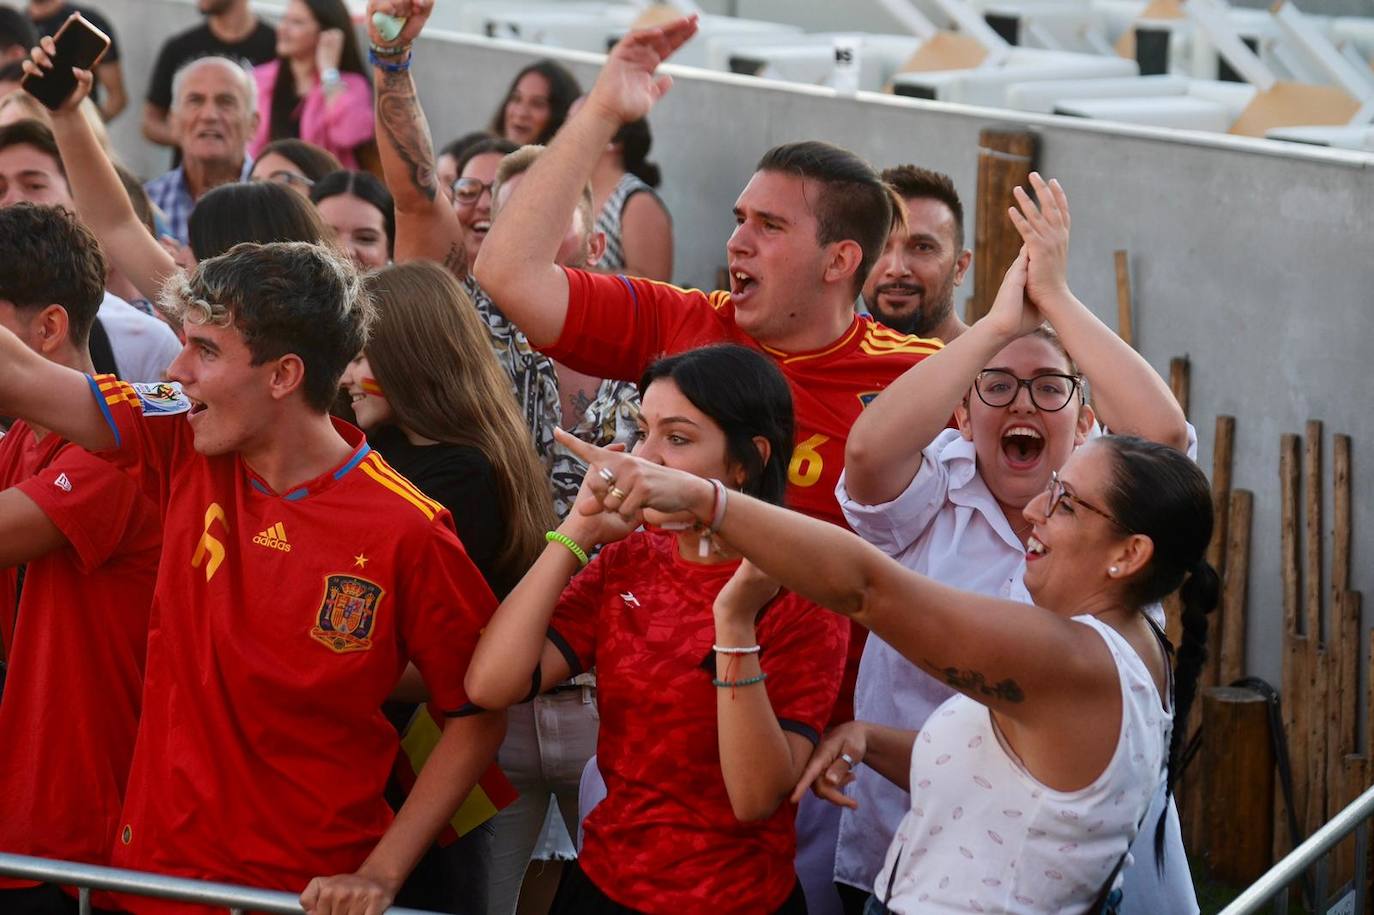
<box><xmin>466</xmin><ymin>343</ymin><xmax>849</xmax><ymax>915</ymax></box>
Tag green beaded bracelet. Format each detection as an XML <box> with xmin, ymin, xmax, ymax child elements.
<box><xmin>545</xmin><ymin>530</ymin><xmax>589</xmax><ymax>566</ymax></box>
<box><xmin>712</xmin><ymin>673</ymin><xmax>767</xmax><ymax>688</ymax></box>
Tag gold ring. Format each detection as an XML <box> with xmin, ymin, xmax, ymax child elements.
<box><xmin>608</xmin><ymin>486</ymin><xmax>628</xmax><ymax>501</ymax></box>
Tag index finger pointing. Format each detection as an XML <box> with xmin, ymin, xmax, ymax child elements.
<box><xmin>553</xmin><ymin>426</ymin><xmax>603</xmax><ymax>464</ymax></box>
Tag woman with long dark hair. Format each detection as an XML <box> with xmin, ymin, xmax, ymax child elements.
<box><xmin>557</xmin><ymin>417</ymin><xmax>1217</xmax><ymax>915</ymax></box>
<box><xmin>466</xmin><ymin>343</ymin><xmax>850</xmax><ymax>915</ymax></box>
<box><xmin>488</xmin><ymin>59</ymin><xmax>581</xmax><ymax>146</ymax></box>
<box><xmin>249</xmin><ymin>0</ymin><xmax>373</xmax><ymax>167</ymax></box>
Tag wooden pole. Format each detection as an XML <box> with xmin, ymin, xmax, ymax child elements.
<box><xmin>1202</xmin><ymin>687</ymin><xmax>1275</xmax><ymax>884</ymax></box>
<box><xmin>1304</xmin><ymin>420</ymin><xmax>1324</xmax><ymax>642</ymax></box>
<box><xmin>1277</xmin><ymin>433</ymin><xmax>1305</xmax><ymax>859</ymax></box>
<box><xmin>1204</xmin><ymin>416</ymin><xmax>1236</xmax><ymax>688</ymax></box>
<box><xmin>967</xmin><ymin>129</ymin><xmax>1036</xmax><ymax>324</ymax></box>
<box><xmin>1331</xmin><ymin>592</ymin><xmax>1365</xmax><ymax>887</ymax></box>
<box><xmin>1218</xmin><ymin>490</ymin><xmax>1253</xmax><ymax>686</ymax></box>
<box><xmin>1333</xmin><ymin>434</ymin><xmax>1351</xmax><ymax>596</ymax></box>
<box><xmin>1304</xmin><ymin>421</ymin><xmax>1327</xmax><ymax>838</ymax></box>
<box><xmin>1114</xmin><ymin>250</ymin><xmax>1134</xmax><ymax>348</ymax></box>
<box><xmin>1169</xmin><ymin>356</ymin><xmax>1190</xmax><ymax>418</ymax></box>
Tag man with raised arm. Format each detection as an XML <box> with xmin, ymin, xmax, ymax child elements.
<box><xmin>0</xmin><ymin>204</ymin><xmax>158</xmax><ymax>915</ymax></box>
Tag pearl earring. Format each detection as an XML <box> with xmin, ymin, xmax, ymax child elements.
<box><xmin>1108</xmin><ymin>566</ymin><xmax>1119</xmax><ymax>576</ymax></box>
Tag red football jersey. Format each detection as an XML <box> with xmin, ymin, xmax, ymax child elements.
<box><xmin>0</xmin><ymin>422</ymin><xmax>158</xmax><ymax>886</ymax></box>
<box><xmin>548</xmin><ymin>268</ymin><xmax>941</xmax><ymax>721</ymax></box>
<box><xmin>547</xmin><ymin>529</ymin><xmax>849</xmax><ymax>915</ymax></box>
<box><xmin>85</xmin><ymin>376</ymin><xmax>498</xmax><ymax>913</ymax></box>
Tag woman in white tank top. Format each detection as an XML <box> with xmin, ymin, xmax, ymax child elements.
<box><xmin>555</xmin><ymin>400</ymin><xmax>1220</xmax><ymax>915</ymax></box>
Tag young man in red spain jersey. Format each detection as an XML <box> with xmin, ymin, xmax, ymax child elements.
<box><xmin>0</xmin><ymin>204</ymin><xmax>159</xmax><ymax>915</ymax></box>
<box><xmin>0</xmin><ymin>239</ymin><xmax>503</xmax><ymax>915</ymax></box>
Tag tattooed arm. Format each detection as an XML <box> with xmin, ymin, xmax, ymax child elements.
<box><xmin>368</xmin><ymin>0</ymin><xmax>468</xmax><ymax>277</ymax></box>
<box><xmin>555</xmin><ymin>432</ymin><xmax>1126</xmax><ymax>734</ymax></box>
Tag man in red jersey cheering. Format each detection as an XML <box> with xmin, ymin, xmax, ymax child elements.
<box><xmin>0</xmin><ymin>204</ymin><xmax>158</xmax><ymax>915</ymax></box>
<box><xmin>0</xmin><ymin>238</ymin><xmax>503</xmax><ymax>915</ymax></box>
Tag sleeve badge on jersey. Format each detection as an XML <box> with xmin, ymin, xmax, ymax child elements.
<box><xmin>857</xmin><ymin>391</ymin><xmax>880</xmax><ymax>408</ymax></box>
<box><xmin>131</xmin><ymin>382</ymin><xmax>191</xmax><ymax>415</ymax></box>
<box><xmin>311</xmin><ymin>574</ymin><xmax>384</xmax><ymax>653</ymax></box>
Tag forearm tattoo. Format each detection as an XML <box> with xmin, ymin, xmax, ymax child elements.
<box><xmin>926</xmin><ymin>661</ymin><xmax>1026</xmax><ymax>703</ymax></box>
<box><xmin>376</xmin><ymin>68</ymin><xmax>438</xmax><ymax>203</ymax></box>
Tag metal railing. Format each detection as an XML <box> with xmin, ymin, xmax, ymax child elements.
<box><xmin>1219</xmin><ymin>783</ymin><xmax>1374</xmax><ymax>915</ymax></box>
<box><xmin>0</xmin><ymin>852</ymin><xmax>439</xmax><ymax>915</ymax></box>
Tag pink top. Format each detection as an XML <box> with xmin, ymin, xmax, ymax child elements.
<box><xmin>249</xmin><ymin>58</ymin><xmax>373</xmax><ymax>169</ymax></box>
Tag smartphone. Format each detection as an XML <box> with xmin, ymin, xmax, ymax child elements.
<box><xmin>20</xmin><ymin>12</ymin><xmax>110</xmax><ymax>111</ymax></box>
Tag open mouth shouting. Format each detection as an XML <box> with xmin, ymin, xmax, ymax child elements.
<box><xmin>729</xmin><ymin>266</ymin><xmax>758</xmax><ymax>304</ymax></box>
<box><xmin>1000</xmin><ymin>424</ymin><xmax>1045</xmax><ymax>471</ymax></box>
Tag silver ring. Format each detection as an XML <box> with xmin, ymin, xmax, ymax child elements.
<box><xmin>839</xmin><ymin>753</ymin><xmax>857</xmax><ymax>768</ymax></box>
<box><xmin>598</xmin><ymin>466</ymin><xmax>617</xmax><ymax>485</ymax></box>
<box><xmin>608</xmin><ymin>486</ymin><xmax>628</xmax><ymax>501</ymax></box>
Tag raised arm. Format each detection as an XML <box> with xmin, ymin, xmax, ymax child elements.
<box><xmin>25</xmin><ymin>44</ymin><xmax>176</xmax><ymax>301</ymax></box>
<box><xmin>475</xmin><ymin>16</ymin><xmax>698</xmax><ymax>347</ymax></box>
<box><xmin>556</xmin><ymin>429</ymin><xmax>1110</xmax><ymax>725</ymax></box>
<box><xmin>0</xmin><ymin>325</ymin><xmax>115</xmax><ymax>452</ymax></box>
<box><xmin>843</xmin><ymin>249</ymin><xmax>1041</xmax><ymax>505</ymax></box>
<box><xmin>1011</xmin><ymin>173</ymin><xmax>1188</xmax><ymax>451</ymax></box>
<box><xmin>365</xmin><ymin>0</ymin><xmax>468</xmax><ymax>277</ymax></box>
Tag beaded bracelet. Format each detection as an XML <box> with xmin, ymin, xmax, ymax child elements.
<box><xmin>368</xmin><ymin>49</ymin><xmax>412</xmax><ymax>72</ymax></box>
<box><xmin>545</xmin><ymin>530</ymin><xmax>589</xmax><ymax>567</ymax></box>
<box><xmin>712</xmin><ymin>644</ymin><xmax>761</xmax><ymax>655</ymax></box>
<box><xmin>712</xmin><ymin>673</ymin><xmax>767</xmax><ymax>688</ymax></box>
<box><xmin>369</xmin><ymin>40</ymin><xmax>412</xmax><ymax>57</ymax></box>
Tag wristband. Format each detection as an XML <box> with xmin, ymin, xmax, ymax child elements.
<box><xmin>369</xmin><ymin>40</ymin><xmax>412</xmax><ymax>58</ymax></box>
<box><xmin>321</xmin><ymin>67</ymin><xmax>341</xmax><ymax>86</ymax></box>
<box><xmin>712</xmin><ymin>673</ymin><xmax>767</xmax><ymax>688</ymax></box>
<box><xmin>368</xmin><ymin>48</ymin><xmax>412</xmax><ymax>72</ymax></box>
<box><xmin>707</xmin><ymin>478</ymin><xmax>728</xmax><ymax>533</ymax></box>
<box><xmin>545</xmin><ymin>530</ymin><xmax>589</xmax><ymax>567</ymax></box>
<box><xmin>712</xmin><ymin>644</ymin><xmax>761</xmax><ymax>655</ymax></box>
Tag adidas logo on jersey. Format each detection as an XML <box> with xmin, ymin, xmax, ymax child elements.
<box><xmin>252</xmin><ymin>522</ymin><xmax>292</xmax><ymax>553</ymax></box>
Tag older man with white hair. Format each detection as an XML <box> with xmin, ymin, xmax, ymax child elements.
<box><xmin>144</xmin><ymin>54</ymin><xmax>257</xmax><ymax>244</ymax></box>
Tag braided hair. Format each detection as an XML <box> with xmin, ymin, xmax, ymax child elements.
<box><xmin>1097</xmin><ymin>435</ymin><xmax>1219</xmax><ymax>864</ymax></box>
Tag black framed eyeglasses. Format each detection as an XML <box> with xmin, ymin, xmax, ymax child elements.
<box><xmin>1046</xmin><ymin>470</ymin><xmax>1127</xmax><ymax>529</ymax></box>
<box><xmin>974</xmin><ymin>370</ymin><xmax>1081</xmax><ymax>412</ymax></box>
<box><xmin>451</xmin><ymin>177</ymin><xmax>495</xmax><ymax>206</ymax></box>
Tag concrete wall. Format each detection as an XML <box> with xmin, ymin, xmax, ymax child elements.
<box><xmin>100</xmin><ymin>0</ymin><xmax>1374</xmax><ymax>692</ymax></box>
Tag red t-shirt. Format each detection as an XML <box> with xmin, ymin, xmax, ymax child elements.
<box><xmin>547</xmin><ymin>269</ymin><xmax>941</xmax><ymax>721</ymax></box>
<box><xmin>548</xmin><ymin>529</ymin><xmax>849</xmax><ymax>915</ymax></box>
<box><xmin>85</xmin><ymin>376</ymin><xmax>497</xmax><ymax>913</ymax></box>
<box><xmin>0</xmin><ymin>422</ymin><xmax>158</xmax><ymax>887</ymax></box>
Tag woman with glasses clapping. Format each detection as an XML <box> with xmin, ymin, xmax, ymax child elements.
<box><xmin>827</xmin><ymin>173</ymin><xmax>1203</xmax><ymax>915</ymax></box>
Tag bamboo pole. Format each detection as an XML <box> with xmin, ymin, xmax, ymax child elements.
<box><xmin>968</xmin><ymin>130</ymin><xmax>1036</xmax><ymax>324</ymax></box>
<box><xmin>1114</xmin><ymin>250</ymin><xmax>1134</xmax><ymax>348</ymax></box>
<box><xmin>1169</xmin><ymin>356</ymin><xmax>1190</xmax><ymax>418</ymax></box>
<box><xmin>1277</xmin><ymin>433</ymin><xmax>1305</xmax><ymax>859</ymax></box>
<box><xmin>1218</xmin><ymin>490</ymin><xmax>1252</xmax><ymax>686</ymax></box>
